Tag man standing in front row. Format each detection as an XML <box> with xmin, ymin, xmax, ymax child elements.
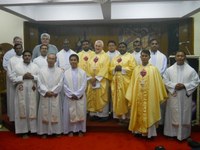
<box><xmin>37</xmin><ymin>54</ymin><xmax>63</xmax><ymax>138</ymax></box>
<box><xmin>11</xmin><ymin>51</ymin><xmax>39</xmax><ymax>138</ymax></box>
<box><xmin>126</xmin><ymin>50</ymin><xmax>167</xmax><ymax>139</ymax></box>
<box><xmin>63</xmin><ymin>54</ymin><xmax>87</xmax><ymax>137</ymax></box>
<box><xmin>163</xmin><ymin>51</ymin><xmax>199</xmax><ymax>141</ymax></box>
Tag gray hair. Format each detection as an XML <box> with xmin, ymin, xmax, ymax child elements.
<box><xmin>95</xmin><ymin>40</ymin><xmax>104</xmax><ymax>47</ymax></box>
<box><xmin>40</xmin><ymin>33</ymin><xmax>50</xmax><ymax>40</ymax></box>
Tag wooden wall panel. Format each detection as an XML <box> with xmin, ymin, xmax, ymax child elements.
<box><xmin>24</xmin><ymin>18</ymin><xmax>194</xmax><ymax>57</ymax></box>
<box><xmin>179</xmin><ymin>18</ymin><xmax>194</xmax><ymax>55</ymax></box>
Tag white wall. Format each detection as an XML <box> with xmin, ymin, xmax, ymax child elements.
<box><xmin>0</xmin><ymin>10</ymin><xmax>26</xmax><ymax>44</ymax></box>
<box><xmin>192</xmin><ymin>12</ymin><xmax>200</xmax><ymax>56</ymax></box>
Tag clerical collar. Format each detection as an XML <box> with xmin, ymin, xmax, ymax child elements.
<box><xmin>151</xmin><ymin>50</ymin><xmax>157</xmax><ymax>54</ymax></box>
<box><xmin>109</xmin><ymin>50</ymin><xmax>116</xmax><ymax>53</ymax></box>
<box><xmin>48</xmin><ymin>66</ymin><xmax>55</xmax><ymax>71</ymax></box>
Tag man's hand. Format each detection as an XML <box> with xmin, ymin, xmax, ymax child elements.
<box><xmin>45</xmin><ymin>91</ymin><xmax>54</xmax><ymax>97</ymax></box>
<box><xmin>71</xmin><ymin>94</ymin><xmax>78</xmax><ymax>100</ymax></box>
<box><xmin>23</xmin><ymin>72</ymin><xmax>34</xmax><ymax>80</ymax></box>
<box><xmin>90</xmin><ymin>77</ymin><xmax>97</xmax><ymax>87</ymax></box>
<box><xmin>175</xmin><ymin>83</ymin><xmax>185</xmax><ymax>90</ymax></box>
<box><xmin>115</xmin><ymin>65</ymin><xmax>122</xmax><ymax>72</ymax></box>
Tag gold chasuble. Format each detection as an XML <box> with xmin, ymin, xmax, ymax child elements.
<box><xmin>126</xmin><ymin>64</ymin><xmax>167</xmax><ymax>134</ymax></box>
<box><xmin>78</xmin><ymin>50</ymin><xmax>95</xmax><ymax>74</ymax></box>
<box><xmin>87</xmin><ymin>50</ymin><xmax>110</xmax><ymax>112</ymax></box>
<box><xmin>110</xmin><ymin>53</ymin><xmax>136</xmax><ymax>116</ymax></box>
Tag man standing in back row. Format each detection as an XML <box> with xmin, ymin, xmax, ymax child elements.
<box><xmin>149</xmin><ymin>39</ymin><xmax>167</xmax><ymax>75</ymax></box>
<box><xmin>7</xmin><ymin>44</ymin><xmax>23</xmax><ymax>122</ymax></box>
<box><xmin>78</xmin><ymin>40</ymin><xmax>95</xmax><ymax>73</ymax></box>
<box><xmin>32</xmin><ymin>33</ymin><xmax>58</xmax><ymax>60</ymax></box>
<box><xmin>149</xmin><ymin>39</ymin><xmax>167</xmax><ymax>125</ymax></box>
<box><xmin>56</xmin><ymin>38</ymin><xmax>76</xmax><ymax>71</ymax></box>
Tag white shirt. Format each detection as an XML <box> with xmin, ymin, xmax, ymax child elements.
<box><xmin>3</xmin><ymin>49</ymin><xmax>16</xmax><ymax>71</ymax></box>
<box><xmin>56</xmin><ymin>49</ymin><xmax>77</xmax><ymax>71</ymax></box>
<box><xmin>149</xmin><ymin>50</ymin><xmax>167</xmax><ymax>75</ymax></box>
<box><xmin>132</xmin><ymin>50</ymin><xmax>142</xmax><ymax>65</ymax></box>
<box><xmin>107</xmin><ymin>50</ymin><xmax>120</xmax><ymax>61</ymax></box>
<box><xmin>33</xmin><ymin>55</ymin><xmax>48</xmax><ymax>68</ymax></box>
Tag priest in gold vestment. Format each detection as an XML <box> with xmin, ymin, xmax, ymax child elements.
<box><xmin>78</xmin><ymin>40</ymin><xmax>95</xmax><ymax>74</ymax></box>
<box><xmin>110</xmin><ymin>42</ymin><xmax>136</xmax><ymax>122</ymax></box>
<box><xmin>126</xmin><ymin>50</ymin><xmax>167</xmax><ymax>138</ymax></box>
<box><xmin>87</xmin><ymin>40</ymin><xmax>110</xmax><ymax>121</ymax></box>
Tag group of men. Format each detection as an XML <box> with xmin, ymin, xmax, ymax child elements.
<box><xmin>2</xmin><ymin>33</ymin><xmax>200</xmax><ymax>142</ymax></box>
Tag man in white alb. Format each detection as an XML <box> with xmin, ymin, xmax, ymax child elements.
<box><xmin>131</xmin><ymin>38</ymin><xmax>142</xmax><ymax>65</ymax></box>
<box><xmin>149</xmin><ymin>39</ymin><xmax>167</xmax><ymax>125</ymax></box>
<box><xmin>163</xmin><ymin>51</ymin><xmax>199</xmax><ymax>141</ymax></box>
<box><xmin>149</xmin><ymin>39</ymin><xmax>167</xmax><ymax>75</ymax></box>
<box><xmin>56</xmin><ymin>39</ymin><xmax>76</xmax><ymax>71</ymax></box>
<box><xmin>106</xmin><ymin>40</ymin><xmax>120</xmax><ymax>61</ymax></box>
<box><xmin>7</xmin><ymin>44</ymin><xmax>23</xmax><ymax>121</ymax></box>
<box><xmin>33</xmin><ymin>44</ymin><xmax>48</xmax><ymax>68</ymax></box>
<box><xmin>11</xmin><ymin>51</ymin><xmax>39</xmax><ymax>138</ymax></box>
<box><xmin>37</xmin><ymin>53</ymin><xmax>63</xmax><ymax>138</ymax></box>
<box><xmin>63</xmin><ymin>54</ymin><xmax>87</xmax><ymax>137</ymax></box>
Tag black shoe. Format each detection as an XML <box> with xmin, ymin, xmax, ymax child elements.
<box><xmin>187</xmin><ymin>138</ymin><xmax>200</xmax><ymax>148</ymax></box>
<box><xmin>98</xmin><ymin>117</ymin><xmax>109</xmax><ymax>122</ymax></box>
<box><xmin>89</xmin><ymin>116</ymin><xmax>100</xmax><ymax>121</ymax></box>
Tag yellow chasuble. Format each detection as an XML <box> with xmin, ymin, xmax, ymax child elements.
<box><xmin>110</xmin><ymin>53</ymin><xmax>136</xmax><ymax>116</ymax></box>
<box><xmin>87</xmin><ymin>50</ymin><xmax>110</xmax><ymax>112</ymax></box>
<box><xmin>125</xmin><ymin>64</ymin><xmax>167</xmax><ymax>133</ymax></box>
<box><xmin>78</xmin><ymin>50</ymin><xmax>95</xmax><ymax>74</ymax></box>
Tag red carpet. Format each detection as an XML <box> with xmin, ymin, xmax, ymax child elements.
<box><xmin>0</xmin><ymin>131</ymin><xmax>200</xmax><ymax>150</ymax></box>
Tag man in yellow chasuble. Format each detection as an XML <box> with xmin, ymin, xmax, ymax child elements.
<box><xmin>110</xmin><ymin>42</ymin><xmax>136</xmax><ymax>123</ymax></box>
<box><xmin>78</xmin><ymin>40</ymin><xmax>95</xmax><ymax>73</ymax></box>
<box><xmin>87</xmin><ymin>40</ymin><xmax>110</xmax><ymax>121</ymax></box>
<box><xmin>126</xmin><ymin>50</ymin><xmax>167</xmax><ymax>138</ymax></box>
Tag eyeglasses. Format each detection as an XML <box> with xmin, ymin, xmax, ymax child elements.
<box><xmin>151</xmin><ymin>43</ymin><xmax>158</xmax><ymax>45</ymax></box>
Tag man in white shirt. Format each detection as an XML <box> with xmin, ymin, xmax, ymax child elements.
<box><xmin>32</xmin><ymin>33</ymin><xmax>58</xmax><ymax>60</ymax></box>
<box><xmin>33</xmin><ymin>44</ymin><xmax>48</xmax><ymax>68</ymax></box>
<box><xmin>149</xmin><ymin>39</ymin><xmax>167</xmax><ymax>75</ymax></box>
<box><xmin>56</xmin><ymin>39</ymin><xmax>76</xmax><ymax>71</ymax></box>
<box><xmin>106</xmin><ymin>40</ymin><xmax>120</xmax><ymax>61</ymax></box>
<box><xmin>3</xmin><ymin>36</ymin><xmax>22</xmax><ymax>71</ymax></box>
<box><xmin>131</xmin><ymin>38</ymin><xmax>142</xmax><ymax>65</ymax></box>
<box><xmin>149</xmin><ymin>39</ymin><xmax>167</xmax><ymax>125</ymax></box>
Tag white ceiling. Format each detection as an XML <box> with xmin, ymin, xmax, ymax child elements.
<box><xmin>0</xmin><ymin>0</ymin><xmax>200</xmax><ymax>23</ymax></box>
